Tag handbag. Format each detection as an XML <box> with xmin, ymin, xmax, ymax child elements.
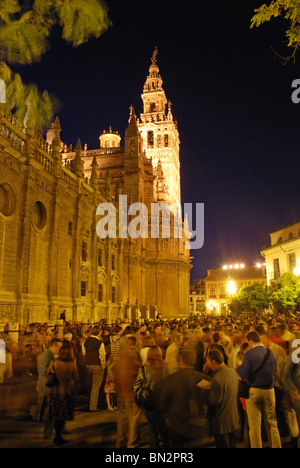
<box><xmin>133</xmin><ymin>366</ymin><xmax>154</xmax><ymax>410</ymax></box>
<box><xmin>45</xmin><ymin>360</ymin><xmax>59</xmax><ymax>388</ymax></box>
<box><xmin>238</xmin><ymin>348</ymin><xmax>271</xmax><ymax>399</ymax></box>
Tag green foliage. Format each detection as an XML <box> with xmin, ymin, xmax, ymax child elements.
<box><xmin>228</xmin><ymin>282</ymin><xmax>270</xmax><ymax>315</ymax></box>
<box><xmin>270</xmin><ymin>271</ymin><xmax>300</xmax><ymax>313</ymax></box>
<box><xmin>0</xmin><ymin>0</ymin><xmax>111</xmax><ymax>131</ymax></box>
<box><xmin>55</xmin><ymin>0</ymin><xmax>111</xmax><ymax>47</ymax></box>
<box><xmin>0</xmin><ymin>61</ymin><xmax>55</xmax><ymax>132</ymax></box>
<box><xmin>228</xmin><ymin>296</ymin><xmax>244</xmax><ymax>315</ymax></box>
<box><xmin>251</xmin><ymin>0</ymin><xmax>300</xmax><ymax>60</ymax></box>
<box><xmin>196</xmin><ymin>303</ymin><xmax>206</xmax><ymax>314</ymax></box>
<box><xmin>0</xmin><ymin>0</ymin><xmax>111</xmax><ymax>64</ymax></box>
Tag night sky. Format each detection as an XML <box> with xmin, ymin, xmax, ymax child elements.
<box><xmin>15</xmin><ymin>0</ymin><xmax>300</xmax><ymax>282</ymax></box>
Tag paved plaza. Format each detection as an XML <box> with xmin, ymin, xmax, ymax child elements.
<box><xmin>0</xmin><ymin>374</ymin><xmax>295</xmax><ymax>449</ymax></box>
<box><xmin>0</xmin><ymin>394</ymin><xmax>217</xmax><ymax>449</ymax></box>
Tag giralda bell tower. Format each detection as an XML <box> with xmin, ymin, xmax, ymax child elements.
<box><xmin>138</xmin><ymin>48</ymin><xmax>181</xmax><ymax>206</ymax></box>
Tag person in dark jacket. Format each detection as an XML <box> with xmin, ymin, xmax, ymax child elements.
<box><xmin>158</xmin><ymin>347</ymin><xmax>210</xmax><ymax>447</ymax></box>
<box><xmin>204</xmin><ymin>349</ymin><xmax>240</xmax><ymax>448</ymax></box>
<box><xmin>280</xmin><ymin>346</ymin><xmax>300</xmax><ymax>448</ymax></box>
<box><xmin>237</xmin><ymin>331</ymin><xmax>281</xmax><ymax>448</ymax></box>
<box><xmin>83</xmin><ymin>325</ymin><xmax>106</xmax><ymax>411</ymax></box>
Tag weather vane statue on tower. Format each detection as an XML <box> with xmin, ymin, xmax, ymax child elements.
<box><xmin>151</xmin><ymin>46</ymin><xmax>158</xmax><ymax>65</ymax></box>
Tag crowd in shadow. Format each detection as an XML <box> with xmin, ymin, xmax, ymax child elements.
<box><xmin>0</xmin><ymin>313</ymin><xmax>300</xmax><ymax>448</ymax></box>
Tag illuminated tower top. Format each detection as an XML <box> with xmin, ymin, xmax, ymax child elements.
<box><xmin>138</xmin><ymin>48</ymin><xmax>181</xmax><ymax>206</ymax></box>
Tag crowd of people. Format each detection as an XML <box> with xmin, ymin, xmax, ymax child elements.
<box><xmin>0</xmin><ymin>313</ymin><xmax>300</xmax><ymax>448</ymax></box>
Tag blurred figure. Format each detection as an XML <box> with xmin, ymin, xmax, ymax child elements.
<box><xmin>292</xmin><ymin>321</ymin><xmax>300</xmax><ymax>339</ymax></box>
<box><xmin>140</xmin><ymin>335</ymin><xmax>155</xmax><ymax>365</ymax></box>
<box><xmin>63</xmin><ymin>332</ymin><xmax>73</xmax><ymax>343</ymax></box>
<box><xmin>114</xmin><ymin>336</ymin><xmax>143</xmax><ymax>448</ymax></box>
<box><xmin>34</xmin><ymin>338</ymin><xmax>62</xmax><ymax>431</ymax></box>
<box><xmin>151</xmin><ymin>323</ymin><xmax>167</xmax><ymax>357</ymax></box>
<box><xmin>165</xmin><ymin>332</ymin><xmax>183</xmax><ymax>375</ymax></box>
<box><xmin>135</xmin><ymin>323</ymin><xmax>148</xmax><ymax>351</ymax></box>
<box><xmin>260</xmin><ymin>330</ymin><xmax>287</xmax><ymax>388</ymax></box>
<box><xmin>104</xmin><ymin>353</ymin><xmax>117</xmax><ymax>411</ymax></box>
<box><xmin>280</xmin><ymin>344</ymin><xmax>300</xmax><ymax>448</ymax></box>
<box><xmin>75</xmin><ymin>335</ymin><xmax>89</xmax><ymax>395</ymax></box>
<box><xmin>48</xmin><ymin>343</ymin><xmax>78</xmax><ymax>445</ymax></box>
<box><xmin>0</xmin><ymin>334</ymin><xmax>13</xmax><ymax>415</ymax></box>
<box><xmin>217</xmin><ymin>329</ymin><xmax>233</xmax><ymax>358</ymax></box>
<box><xmin>158</xmin><ymin>347</ymin><xmax>209</xmax><ymax>448</ymax></box>
<box><xmin>136</xmin><ymin>345</ymin><xmax>169</xmax><ymax>448</ymax></box>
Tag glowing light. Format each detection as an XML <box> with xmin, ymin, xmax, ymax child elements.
<box><xmin>227</xmin><ymin>281</ymin><xmax>236</xmax><ymax>295</ymax></box>
<box><xmin>294</xmin><ymin>266</ymin><xmax>300</xmax><ymax>276</ymax></box>
<box><xmin>222</xmin><ymin>263</ymin><xmax>245</xmax><ymax>270</ymax></box>
<box><xmin>294</xmin><ymin>262</ymin><xmax>300</xmax><ymax>276</ymax></box>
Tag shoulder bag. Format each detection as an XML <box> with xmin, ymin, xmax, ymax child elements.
<box><xmin>134</xmin><ymin>366</ymin><xmax>155</xmax><ymax>411</ymax></box>
<box><xmin>239</xmin><ymin>348</ymin><xmax>271</xmax><ymax>399</ymax></box>
<box><xmin>45</xmin><ymin>360</ymin><xmax>59</xmax><ymax>388</ymax></box>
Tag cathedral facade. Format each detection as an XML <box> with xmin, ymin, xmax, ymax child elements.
<box><xmin>0</xmin><ymin>51</ymin><xmax>191</xmax><ymax>327</ymax></box>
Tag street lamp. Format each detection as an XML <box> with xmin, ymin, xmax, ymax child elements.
<box><xmin>227</xmin><ymin>280</ymin><xmax>236</xmax><ymax>295</ymax></box>
<box><xmin>294</xmin><ymin>264</ymin><xmax>300</xmax><ymax>276</ymax></box>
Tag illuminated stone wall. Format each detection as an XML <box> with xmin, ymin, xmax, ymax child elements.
<box><xmin>0</xmin><ymin>53</ymin><xmax>191</xmax><ymax>326</ymax></box>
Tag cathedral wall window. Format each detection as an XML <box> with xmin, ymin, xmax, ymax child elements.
<box><xmin>32</xmin><ymin>201</ymin><xmax>47</xmax><ymax>230</ymax></box>
<box><xmin>0</xmin><ymin>183</ymin><xmax>16</xmax><ymax>218</ymax></box>
<box><xmin>81</xmin><ymin>280</ymin><xmax>87</xmax><ymax>297</ymax></box>
<box><xmin>97</xmin><ymin>248</ymin><xmax>103</xmax><ymax>267</ymax></box>
<box><xmin>98</xmin><ymin>283</ymin><xmax>103</xmax><ymax>302</ymax></box>
<box><xmin>81</xmin><ymin>241</ymin><xmax>88</xmax><ymax>262</ymax></box>
<box><xmin>112</xmin><ymin>286</ymin><xmax>116</xmax><ymax>303</ymax></box>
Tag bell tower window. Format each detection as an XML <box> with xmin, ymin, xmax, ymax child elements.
<box><xmin>147</xmin><ymin>131</ymin><xmax>154</xmax><ymax>149</ymax></box>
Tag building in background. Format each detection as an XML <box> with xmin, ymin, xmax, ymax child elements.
<box><xmin>0</xmin><ymin>51</ymin><xmax>191</xmax><ymax>328</ymax></box>
<box><xmin>203</xmin><ymin>264</ymin><xmax>267</xmax><ymax>315</ymax></box>
<box><xmin>261</xmin><ymin>221</ymin><xmax>300</xmax><ymax>284</ymax></box>
<box><xmin>189</xmin><ymin>278</ymin><xmax>206</xmax><ymax>315</ymax></box>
